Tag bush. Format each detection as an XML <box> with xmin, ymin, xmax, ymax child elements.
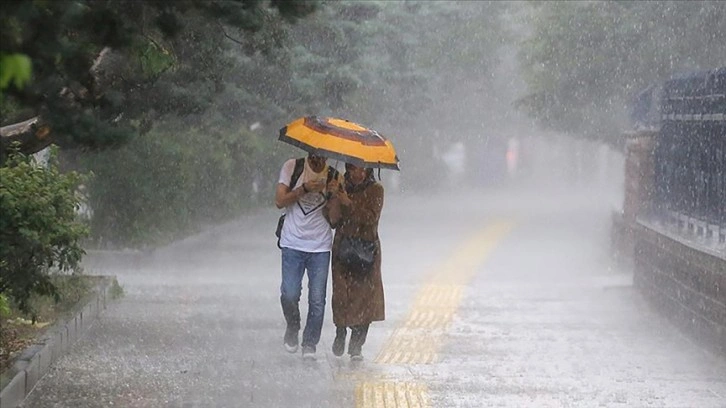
<box><xmin>0</xmin><ymin>149</ymin><xmax>89</xmax><ymax>314</ymax></box>
<box><xmin>109</xmin><ymin>277</ymin><xmax>124</xmax><ymax>300</ymax></box>
<box><xmin>0</xmin><ymin>294</ymin><xmax>10</xmax><ymax>319</ymax></box>
<box><xmin>79</xmin><ymin>123</ymin><xmax>277</xmax><ymax>248</ymax></box>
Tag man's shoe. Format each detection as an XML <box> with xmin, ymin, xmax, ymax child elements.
<box><xmin>283</xmin><ymin>328</ymin><xmax>299</xmax><ymax>353</ymax></box>
<box><xmin>302</xmin><ymin>345</ymin><xmax>316</xmax><ymax>360</ymax></box>
<box><xmin>284</xmin><ymin>342</ymin><xmax>298</xmax><ymax>353</ymax></box>
<box><xmin>350</xmin><ymin>352</ymin><xmax>363</xmax><ymax>362</ymax></box>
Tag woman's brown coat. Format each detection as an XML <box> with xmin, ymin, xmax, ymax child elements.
<box><xmin>331</xmin><ymin>181</ymin><xmax>385</xmax><ymax>327</ymax></box>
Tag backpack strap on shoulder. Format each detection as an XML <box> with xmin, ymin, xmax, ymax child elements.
<box><xmin>278</xmin><ymin>158</ymin><xmax>305</xmax><ymax>250</ymax></box>
<box><xmin>290</xmin><ymin>158</ymin><xmax>305</xmax><ymax>188</ymax></box>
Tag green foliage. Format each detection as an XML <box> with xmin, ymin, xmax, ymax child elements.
<box><xmin>0</xmin><ymin>149</ymin><xmax>89</xmax><ymax>314</ymax></box>
<box><xmin>262</xmin><ymin>1</ymin><xmax>508</xmax><ymax>188</ymax></box>
<box><xmin>1</xmin><ymin>274</ymin><xmax>93</xmax><ymax>328</ymax></box>
<box><xmin>49</xmin><ymin>274</ymin><xmax>91</xmax><ymax>309</ymax></box>
<box><xmin>518</xmin><ymin>1</ymin><xmax>726</xmax><ymax>141</ymax></box>
<box><xmin>79</xmin><ymin>121</ymin><xmax>269</xmax><ymax>247</ymax></box>
<box><xmin>0</xmin><ymin>0</ymin><xmax>318</xmax><ymax>153</ymax></box>
<box><xmin>109</xmin><ymin>278</ymin><xmax>124</xmax><ymax>300</ymax></box>
<box><xmin>0</xmin><ymin>294</ymin><xmax>10</xmax><ymax>319</ymax></box>
<box><xmin>22</xmin><ymin>274</ymin><xmax>92</xmax><ymax>323</ymax></box>
<box><xmin>4</xmin><ymin>1</ymin><xmax>509</xmax><ymax>248</ymax></box>
<box><xmin>63</xmin><ymin>1</ymin><xmax>510</xmax><ymax>247</ymax></box>
<box><xmin>1</xmin><ymin>0</ymin><xmax>321</xmax><ymax>248</ymax></box>
<box><xmin>0</xmin><ymin>53</ymin><xmax>31</xmax><ymax>90</ymax></box>
<box><xmin>138</xmin><ymin>40</ymin><xmax>175</xmax><ymax>78</ymax></box>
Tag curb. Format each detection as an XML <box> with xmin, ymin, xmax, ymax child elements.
<box><xmin>0</xmin><ymin>276</ymin><xmax>114</xmax><ymax>408</ymax></box>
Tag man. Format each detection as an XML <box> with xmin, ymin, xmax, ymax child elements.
<box><xmin>275</xmin><ymin>153</ymin><xmax>340</xmax><ymax>359</ymax></box>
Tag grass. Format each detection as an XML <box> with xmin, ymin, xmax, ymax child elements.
<box><xmin>0</xmin><ymin>274</ymin><xmax>97</xmax><ymax>373</ymax></box>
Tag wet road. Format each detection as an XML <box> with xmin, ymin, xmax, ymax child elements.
<box><xmin>22</xmin><ymin>186</ymin><xmax>726</xmax><ymax>407</ymax></box>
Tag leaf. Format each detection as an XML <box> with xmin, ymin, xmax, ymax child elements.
<box><xmin>0</xmin><ymin>53</ymin><xmax>32</xmax><ymax>90</ymax></box>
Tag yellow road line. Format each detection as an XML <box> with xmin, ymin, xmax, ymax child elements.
<box><xmin>375</xmin><ymin>220</ymin><xmax>514</xmax><ymax>365</ymax></box>
<box><xmin>413</xmin><ymin>285</ymin><xmax>464</xmax><ymax>309</ymax></box>
<box><xmin>356</xmin><ymin>381</ymin><xmax>429</xmax><ymax>408</ymax></box>
<box><xmin>352</xmin><ymin>220</ymin><xmax>514</xmax><ymax>408</ymax></box>
<box><xmin>375</xmin><ymin>331</ymin><xmax>442</xmax><ymax>364</ymax></box>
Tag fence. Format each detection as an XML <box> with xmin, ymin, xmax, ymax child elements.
<box><xmin>652</xmin><ymin>67</ymin><xmax>726</xmax><ymax>243</ymax></box>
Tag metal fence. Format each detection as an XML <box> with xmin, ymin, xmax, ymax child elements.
<box><xmin>653</xmin><ymin>67</ymin><xmax>726</xmax><ymax>241</ymax></box>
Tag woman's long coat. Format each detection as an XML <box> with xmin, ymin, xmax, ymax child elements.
<box><xmin>331</xmin><ymin>181</ymin><xmax>385</xmax><ymax>327</ymax></box>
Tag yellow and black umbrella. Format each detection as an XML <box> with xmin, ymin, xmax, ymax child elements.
<box><xmin>279</xmin><ymin>116</ymin><xmax>400</xmax><ymax>170</ymax></box>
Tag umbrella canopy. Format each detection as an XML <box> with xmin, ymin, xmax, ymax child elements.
<box><xmin>279</xmin><ymin>116</ymin><xmax>400</xmax><ymax>170</ymax></box>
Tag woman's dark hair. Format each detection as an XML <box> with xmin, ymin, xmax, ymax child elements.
<box><xmin>344</xmin><ymin>164</ymin><xmax>375</xmax><ymax>191</ymax></box>
<box><xmin>345</xmin><ymin>163</ymin><xmax>374</xmax><ymax>178</ymax></box>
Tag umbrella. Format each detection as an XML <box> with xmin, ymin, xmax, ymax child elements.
<box><xmin>279</xmin><ymin>116</ymin><xmax>400</xmax><ymax>170</ymax></box>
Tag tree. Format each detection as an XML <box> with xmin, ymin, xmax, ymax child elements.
<box><xmin>517</xmin><ymin>1</ymin><xmax>726</xmax><ymax>145</ymax></box>
<box><xmin>269</xmin><ymin>1</ymin><xmax>508</xmax><ymax>188</ymax></box>
<box><xmin>0</xmin><ymin>0</ymin><xmax>318</xmax><ymax>161</ymax></box>
<box><xmin>1</xmin><ymin>0</ymin><xmax>320</xmax><ymax>247</ymax></box>
<box><xmin>77</xmin><ymin>0</ymin><xmax>510</xmax><ymax>246</ymax></box>
<box><xmin>0</xmin><ymin>149</ymin><xmax>88</xmax><ymax>314</ymax></box>
<box><xmin>3</xmin><ymin>1</ymin><xmax>510</xmax><ymax>248</ymax></box>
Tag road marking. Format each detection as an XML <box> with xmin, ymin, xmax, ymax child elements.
<box><xmin>375</xmin><ymin>220</ymin><xmax>514</xmax><ymax>365</ymax></box>
<box><xmin>355</xmin><ymin>381</ymin><xmax>429</xmax><ymax>408</ymax></box>
<box><xmin>376</xmin><ymin>330</ymin><xmax>442</xmax><ymax>364</ymax></box>
<box><xmin>350</xmin><ymin>220</ymin><xmax>514</xmax><ymax>408</ymax></box>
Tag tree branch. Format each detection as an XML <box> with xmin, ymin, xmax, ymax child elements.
<box><xmin>218</xmin><ymin>21</ymin><xmax>246</xmax><ymax>46</ymax></box>
<box><xmin>0</xmin><ymin>116</ymin><xmax>53</xmax><ymax>156</ymax></box>
<box><xmin>1</xmin><ymin>47</ymin><xmax>116</xmax><ymax>158</ymax></box>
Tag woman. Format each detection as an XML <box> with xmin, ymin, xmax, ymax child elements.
<box><xmin>328</xmin><ymin>162</ymin><xmax>385</xmax><ymax>361</ymax></box>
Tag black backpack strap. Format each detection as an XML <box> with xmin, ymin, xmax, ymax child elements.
<box><xmin>289</xmin><ymin>158</ymin><xmax>305</xmax><ymax>189</ymax></box>
<box><xmin>278</xmin><ymin>158</ymin><xmax>305</xmax><ymax>249</ymax></box>
<box><xmin>289</xmin><ymin>158</ymin><xmax>339</xmax><ymax>193</ymax></box>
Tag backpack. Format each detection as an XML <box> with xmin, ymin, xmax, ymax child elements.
<box><xmin>276</xmin><ymin>158</ymin><xmax>340</xmax><ymax>248</ymax></box>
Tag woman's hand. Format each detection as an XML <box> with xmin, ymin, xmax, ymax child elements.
<box><xmin>327</xmin><ymin>178</ymin><xmax>340</xmax><ymax>194</ymax></box>
<box><xmin>337</xmin><ymin>189</ymin><xmax>352</xmax><ymax>206</ymax></box>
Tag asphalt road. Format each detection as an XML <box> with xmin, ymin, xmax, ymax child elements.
<box><xmin>21</xmin><ymin>185</ymin><xmax>726</xmax><ymax>408</ymax></box>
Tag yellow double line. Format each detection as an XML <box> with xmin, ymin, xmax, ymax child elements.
<box><xmin>354</xmin><ymin>220</ymin><xmax>514</xmax><ymax>408</ymax></box>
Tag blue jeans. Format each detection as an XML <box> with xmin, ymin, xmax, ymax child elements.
<box><xmin>280</xmin><ymin>248</ymin><xmax>330</xmax><ymax>349</ymax></box>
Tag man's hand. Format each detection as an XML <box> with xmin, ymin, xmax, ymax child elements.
<box><xmin>305</xmin><ymin>179</ymin><xmax>326</xmax><ymax>193</ymax></box>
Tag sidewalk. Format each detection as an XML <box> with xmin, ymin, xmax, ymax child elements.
<box><xmin>18</xmin><ymin>188</ymin><xmax>726</xmax><ymax>407</ymax></box>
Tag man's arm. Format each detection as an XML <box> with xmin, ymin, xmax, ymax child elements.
<box><xmin>275</xmin><ymin>183</ymin><xmax>306</xmax><ymax>209</ymax></box>
<box><xmin>275</xmin><ymin>178</ymin><xmax>326</xmax><ymax>209</ymax></box>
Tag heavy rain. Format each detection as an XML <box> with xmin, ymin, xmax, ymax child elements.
<box><xmin>1</xmin><ymin>1</ymin><xmax>725</xmax><ymax>407</ymax></box>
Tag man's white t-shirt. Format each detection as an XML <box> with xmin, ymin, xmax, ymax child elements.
<box><xmin>278</xmin><ymin>158</ymin><xmax>336</xmax><ymax>252</ymax></box>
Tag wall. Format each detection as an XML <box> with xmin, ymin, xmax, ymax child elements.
<box><xmin>612</xmin><ymin>130</ymin><xmax>726</xmax><ymax>356</ymax></box>
<box><xmin>633</xmin><ymin>222</ymin><xmax>726</xmax><ymax>355</ymax></box>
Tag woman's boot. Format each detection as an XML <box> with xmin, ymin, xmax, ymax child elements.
<box><xmin>348</xmin><ymin>324</ymin><xmax>370</xmax><ymax>361</ymax></box>
<box><xmin>332</xmin><ymin>326</ymin><xmax>347</xmax><ymax>356</ymax></box>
